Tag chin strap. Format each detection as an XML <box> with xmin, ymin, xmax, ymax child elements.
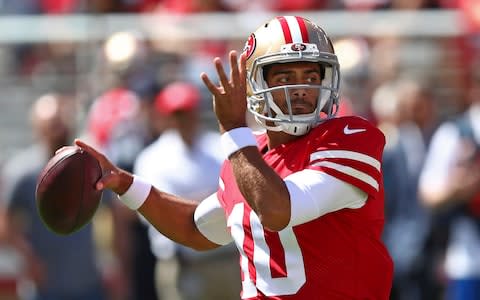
<box><xmin>253</xmin><ymin>114</ymin><xmax>313</xmax><ymax>136</ymax></box>
<box><xmin>254</xmin><ymin>115</ymin><xmax>283</xmax><ymax>132</ymax></box>
<box><xmin>280</xmin><ymin>122</ymin><xmax>312</xmax><ymax>136</ymax></box>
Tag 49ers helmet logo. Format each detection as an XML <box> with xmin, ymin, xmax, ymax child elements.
<box><xmin>243</xmin><ymin>33</ymin><xmax>256</xmax><ymax>59</ymax></box>
<box><xmin>291</xmin><ymin>43</ymin><xmax>307</xmax><ymax>51</ymax></box>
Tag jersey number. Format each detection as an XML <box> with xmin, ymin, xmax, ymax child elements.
<box><xmin>227</xmin><ymin>203</ymin><xmax>306</xmax><ymax>298</ymax></box>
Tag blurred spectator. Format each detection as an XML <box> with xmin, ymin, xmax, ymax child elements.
<box><xmin>369</xmin><ymin>37</ymin><xmax>401</xmax><ymax>90</ymax></box>
<box><xmin>39</xmin><ymin>0</ymin><xmax>83</xmax><ymax>14</ymax></box>
<box><xmin>380</xmin><ymin>0</ymin><xmax>441</xmax><ymax>9</ymax></box>
<box><xmin>86</xmin><ymin>30</ymin><xmax>184</xmax><ymax>151</ymax></box>
<box><xmin>87</xmin><ymin>88</ymin><xmax>140</xmax><ymax>150</ymax></box>
<box><xmin>104</xmin><ymin>76</ymin><xmax>165</xmax><ymax>300</ymax></box>
<box><xmin>133</xmin><ymin>81</ymin><xmax>240</xmax><ymax>300</ymax></box>
<box><xmin>0</xmin><ymin>94</ymin><xmax>76</xmax><ymax>207</ymax></box>
<box><xmin>340</xmin><ymin>0</ymin><xmax>442</xmax><ymax>10</ymax></box>
<box><xmin>224</xmin><ymin>0</ymin><xmax>332</xmax><ymax>11</ymax></box>
<box><xmin>333</xmin><ymin>37</ymin><xmax>372</xmax><ymax>116</ymax></box>
<box><xmin>419</xmin><ymin>67</ymin><xmax>480</xmax><ymax>300</ymax></box>
<box><xmin>273</xmin><ymin>0</ymin><xmax>328</xmax><ymax>10</ymax></box>
<box><xmin>90</xmin><ymin>31</ymin><xmax>181</xmax><ymax>300</ymax></box>
<box><xmin>87</xmin><ymin>0</ymin><xmax>161</xmax><ymax>13</ymax></box>
<box><xmin>372</xmin><ymin>77</ymin><xmax>438</xmax><ymax>300</ymax></box>
<box><xmin>86</xmin><ymin>30</ymin><xmax>151</xmax><ymax>150</ymax></box>
<box><xmin>0</xmin><ymin>93</ymin><xmax>110</xmax><ymax>300</ymax></box>
<box><xmin>106</xmin><ymin>74</ymin><xmax>165</xmax><ymax>174</ymax></box>
<box><xmin>395</xmin><ymin>77</ymin><xmax>438</xmax><ymax>176</ymax></box>
<box><xmin>340</xmin><ymin>0</ymin><xmax>388</xmax><ymax>10</ymax></box>
<box><xmin>394</xmin><ymin>77</ymin><xmax>440</xmax><ymax>300</ymax></box>
<box><xmin>221</xmin><ymin>0</ymin><xmax>270</xmax><ymax>11</ymax></box>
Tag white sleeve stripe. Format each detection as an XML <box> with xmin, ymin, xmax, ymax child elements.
<box><xmin>311</xmin><ymin>161</ymin><xmax>379</xmax><ymax>191</ymax></box>
<box><xmin>310</xmin><ymin>150</ymin><xmax>381</xmax><ymax>171</ymax></box>
<box><xmin>219</xmin><ymin>177</ymin><xmax>225</xmax><ymax>191</ymax></box>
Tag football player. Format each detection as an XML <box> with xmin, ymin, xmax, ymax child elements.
<box><xmin>74</xmin><ymin>16</ymin><xmax>393</xmax><ymax>299</ymax></box>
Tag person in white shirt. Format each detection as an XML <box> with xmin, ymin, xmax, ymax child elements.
<box><xmin>133</xmin><ymin>81</ymin><xmax>240</xmax><ymax>300</ymax></box>
<box><xmin>419</xmin><ymin>71</ymin><xmax>480</xmax><ymax>300</ymax></box>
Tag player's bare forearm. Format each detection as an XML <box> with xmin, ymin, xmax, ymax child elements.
<box><xmin>72</xmin><ymin>139</ymin><xmax>220</xmax><ymax>251</ymax></box>
<box><xmin>137</xmin><ymin>187</ymin><xmax>221</xmax><ymax>251</ymax></box>
<box><xmin>229</xmin><ymin>146</ymin><xmax>291</xmax><ymax>231</ymax></box>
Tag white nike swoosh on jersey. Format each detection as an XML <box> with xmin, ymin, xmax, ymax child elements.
<box><xmin>343</xmin><ymin>125</ymin><xmax>367</xmax><ymax>135</ymax></box>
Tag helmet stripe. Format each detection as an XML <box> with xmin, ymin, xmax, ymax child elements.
<box><xmin>295</xmin><ymin>16</ymin><xmax>310</xmax><ymax>43</ymax></box>
<box><xmin>276</xmin><ymin>16</ymin><xmax>293</xmax><ymax>43</ymax></box>
<box><xmin>284</xmin><ymin>16</ymin><xmax>305</xmax><ymax>44</ymax></box>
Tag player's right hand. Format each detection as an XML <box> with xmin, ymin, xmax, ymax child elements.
<box><xmin>200</xmin><ymin>50</ymin><xmax>247</xmax><ymax>133</ymax></box>
<box><xmin>73</xmin><ymin>139</ymin><xmax>133</xmax><ymax>196</ymax></box>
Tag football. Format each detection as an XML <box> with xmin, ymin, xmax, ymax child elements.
<box><xmin>35</xmin><ymin>146</ymin><xmax>103</xmax><ymax>235</ymax></box>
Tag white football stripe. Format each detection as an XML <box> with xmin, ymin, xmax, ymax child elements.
<box><xmin>311</xmin><ymin>161</ymin><xmax>379</xmax><ymax>191</ymax></box>
<box><xmin>285</xmin><ymin>16</ymin><xmax>304</xmax><ymax>43</ymax></box>
<box><xmin>310</xmin><ymin>150</ymin><xmax>381</xmax><ymax>171</ymax></box>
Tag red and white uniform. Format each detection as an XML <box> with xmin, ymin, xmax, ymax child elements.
<box><xmin>217</xmin><ymin>116</ymin><xmax>393</xmax><ymax>299</ymax></box>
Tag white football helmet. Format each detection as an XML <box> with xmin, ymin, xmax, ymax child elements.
<box><xmin>244</xmin><ymin>16</ymin><xmax>340</xmax><ymax>136</ymax></box>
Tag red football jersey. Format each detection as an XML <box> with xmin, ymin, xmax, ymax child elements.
<box><xmin>217</xmin><ymin>116</ymin><xmax>393</xmax><ymax>299</ymax></box>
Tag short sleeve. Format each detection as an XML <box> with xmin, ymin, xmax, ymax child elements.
<box><xmin>306</xmin><ymin>117</ymin><xmax>385</xmax><ymax>198</ymax></box>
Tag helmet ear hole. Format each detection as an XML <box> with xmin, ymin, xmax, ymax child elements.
<box><xmin>320</xmin><ymin>64</ymin><xmax>326</xmax><ymax>80</ymax></box>
<box><xmin>262</xmin><ymin>65</ymin><xmax>272</xmax><ymax>83</ymax></box>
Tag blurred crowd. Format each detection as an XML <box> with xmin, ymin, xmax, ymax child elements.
<box><xmin>0</xmin><ymin>2</ymin><xmax>479</xmax><ymax>300</ymax></box>
<box><xmin>0</xmin><ymin>0</ymin><xmax>471</xmax><ymax>15</ymax></box>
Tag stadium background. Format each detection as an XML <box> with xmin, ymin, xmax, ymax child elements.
<box><xmin>0</xmin><ymin>1</ymin><xmax>479</xmax><ymax>299</ymax></box>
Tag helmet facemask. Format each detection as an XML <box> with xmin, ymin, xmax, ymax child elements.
<box><xmin>247</xmin><ymin>43</ymin><xmax>340</xmax><ymax>136</ymax></box>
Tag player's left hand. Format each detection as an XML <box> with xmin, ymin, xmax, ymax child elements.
<box><xmin>201</xmin><ymin>50</ymin><xmax>247</xmax><ymax>133</ymax></box>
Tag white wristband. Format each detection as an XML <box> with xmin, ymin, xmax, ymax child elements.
<box><xmin>221</xmin><ymin>127</ymin><xmax>257</xmax><ymax>158</ymax></box>
<box><xmin>117</xmin><ymin>175</ymin><xmax>152</xmax><ymax>210</ymax></box>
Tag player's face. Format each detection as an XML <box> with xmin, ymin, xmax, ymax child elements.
<box><xmin>264</xmin><ymin>62</ymin><xmax>322</xmax><ymax>115</ymax></box>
